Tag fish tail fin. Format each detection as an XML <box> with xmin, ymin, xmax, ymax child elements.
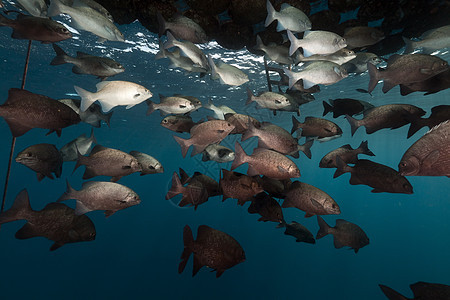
<box><xmin>300</xmin><ymin>139</ymin><xmax>314</xmax><ymax>159</ymax></box>
<box><xmin>50</xmin><ymin>43</ymin><xmax>70</xmax><ymax>65</ymax></box>
<box><xmin>73</xmin><ymin>147</ymin><xmax>85</xmax><ymax>174</ymax></box>
<box><xmin>0</xmin><ymin>189</ymin><xmax>32</xmax><ymax>225</ymax></box>
<box><xmin>57</xmin><ymin>179</ymin><xmax>77</xmax><ymax>202</ymax></box>
<box><xmin>146</xmin><ymin>100</ymin><xmax>155</xmax><ymax>115</ymax></box>
<box><xmin>316</xmin><ymin>215</ymin><xmax>330</xmax><ymax>239</ymax></box>
<box><xmin>164</xmin><ymin>31</ymin><xmax>176</xmax><ymax>49</ymax></box>
<box><xmin>155</xmin><ymin>41</ymin><xmax>166</xmax><ymax>59</ymax></box>
<box><xmin>333</xmin><ymin>155</ymin><xmax>349</xmax><ymax>178</ymax></box>
<box><xmin>156</xmin><ymin>11</ymin><xmax>166</xmax><ymax>37</ymax></box>
<box><xmin>283</xmin><ymin>68</ymin><xmax>300</xmax><ymax>89</ymax></box>
<box><xmin>231</xmin><ymin>142</ymin><xmax>247</xmax><ymax>171</ymax></box>
<box><xmin>345</xmin><ymin>114</ymin><xmax>360</xmax><ymax>136</ymax></box>
<box><xmin>165</xmin><ymin>172</ymin><xmax>184</xmax><ymax>199</ymax></box>
<box><xmin>378</xmin><ymin>284</ymin><xmax>409</xmax><ymax>300</ymax></box>
<box><xmin>47</xmin><ymin>0</ymin><xmax>64</xmax><ymax>17</ymax></box>
<box><xmin>322</xmin><ymin>100</ymin><xmax>333</xmax><ymax>116</ymax></box>
<box><xmin>104</xmin><ymin>111</ymin><xmax>113</xmax><ymax>127</ymax></box>
<box><xmin>264</xmin><ymin>0</ymin><xmax>276</xmax><ymax>27</ymax></box>
<box><xmin>367</xmin><ymin>63</ymin><xmax>379</xmax><ymax>93</ymax></box>
<box><xmin>287</xmin><ymin>30</ymin><xmax>300</xmax><ymax>56</ymax></box>
<box><xmin>179</xmin><ymin>168</ymin><xmax>190</xmax><ymax>184</ymax></box>
<box><xmin>178</xmin><ymin>225</ymin><xmax>194</xmax><ymax>274</ymax></box>
<box><xmin>207</xmin><ymin>55</ymin><xmax>219</xmax><ymax>80</ymax></box>
<box><xmin>402</xmin><ymin>37</ymin><xmax>416</xmax><ymax>54</ymax></box>
<box><xmin>74</xmin><ymin>86</ymin><xmax>96</xmax><ymax>113</ymax></box>
<box><xmin>291</xmin><ymin>115</ymin><xmax>301</xmax><ymax>134</ymax></box>
<box><xmin>89</xmin><ymin>128</ymin><xmax>97</xmax><ymax>144</ymax></box>
<box><xmin>407</xmin><ymin>118</ymin><xmax>426</xmax><ymax>138</ymax></box>
<box><xmin>245</xmin><ymin>87</ymin><xmax>254</xmax><ymax>105</ymax></box>
<box><xmin>359</xmin><ymin>140</ymin><xmax>375</xmax><ymax>156</ymax></box>
<box><xmin>173</xmin><ymin>135</ymin><xmax>190</xmax><ymax>158</ymax></box>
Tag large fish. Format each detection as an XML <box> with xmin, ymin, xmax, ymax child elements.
<box><xmin>287</xmin><ymin>29</ymin><xmax>347</xmax><ymax>57</ymax></box>
<box><xmin>74</xmin><ymin>144</ymin><xmax>142</xmax><ymax>182</ymax></box>
<box><xmin>58</xmin><ymin>180</ymin><xmax>141</xmax><ymax>217</ymax></box>
<box><xmin>283</xmin><ymin>61</ymin><xmax>348</xmax><ymax>89</ymax></box>
<box><xmin>399</xmin><ymin>120</ymin><xmax>450</xmax><ymax>177</ymax></box>
<box><xmin>179</xmin><ymin>169</ymin><xmax>221</xmax><ymax>198</ymax></box>
<box><xmin>316</xmin><ymin>216</ymin><xmax>369</xmax><ymax>253</ymax></box>
<box><xmin>322</xmin><ymin>98</ymin><xmax>375</xmax><ymax>118</ymax></box>
<box><xmin>165</xmin><ymin>172</ymin><xmax>209</xmax><ymax>210</ymax></box>
<box><xmin>74</xmin><ymin>81</ymin><xmax>153</xmax><ymax>113</ymax></box>
<box><xmin>160</xmin><ymin>115</ymin><xmax>198</xmax><ymax>133</ymax></box>
<box><xmin>0</xmin><ymin>88</ymin><xmax>80</xmax><ymax>137</ymax></box>
<box><xmin>291</xmin><ymin>116</ymin><xmax>342</xmax><ymax>141</ymax></box>
<box><xmin>296</xmin><ymin>48</ymin><xmax>356</xmax><ymax>65</ymax></box>
<box><xmin>343</xmin><ymin>26</ymin><xmax>385</xmax><ymax>49</ymax></box>
<box><xmin>246</xmin><ymin>88</ymin><xmax>291</xmax><ymax>114</ymax></box>
<box><xmin>403</xmin><ymin>25</ymin><xmax>450</xmax><ymax>54</ymax></box>
<box><xmin>335</xmin><ymin>157</ymin><xmax>413</xmax><ymax>194</ymax></box>
<box><xmin>277</xmin><ymin>221</ymin><xmax>315</xmax><ymax>244</ymax></box>
<box><xmin>265</xmin><ymin>0</ymin><xmax>311</xmax><ymax>33</ymax></box>
<box><xmin>60</xmin><ymin>129</ymin><xmax>96</xmax><ymax>162</ymax></box>
<box><xmin>157</xmin><ymin>12</ymin><xmax>208</xmax><ymax>44</ymax></box>
<box><xmin>379</xmin><ymin>282</ymin><xmax>450</xmax><ymax>300</ymax></box>
<box><xmin>253</xmin><ymin>35</ymin><xmax>294</xmax><ymax>65</ymax></box>
<box><xmin>208</xmin><ymin>56</ymin><xmax>249</xmax><ymax>86</ymax></box>
<box><xmin>224</xmin><ymin>113</ymin><xmax>260</xmax><ymax>134</ymax></box>
<box><xmin>50</xmin><ymin>44</ymin><xmax>125</xmax><ymax>80</ymax></box>
<box><xmin>248</xmin><ymin>192</ymin><xmax>284</xmax><ymax>223</ymax></box>
<box><xmin>407</xmin><ymin>105</ymin><xmax>450</xmax><ymax>138</ymax></box>
<box><xmin>220</xmin><ymin>169</ymin><xmax>263</xmax><ymax>206</ymax></box>
<box><xmin>342</xmin><ymin>52</ymin><xmax>382</xmax><ymax>74</ymax></box>
<box><xmin>16</xmin><ymin>143</ymin><xmax>63</xmax><ymax>181</ymax></box>
<box><xmin>399</xmin><ymin>69</ymin><xmax>450</xmax><ymax>96</ymax></box>
<box><xmin>319</xmin><ymin>141</ymin><xmax>375</xmax><ymax>168</ymax></box>
<box><xmin>155</xmin><ymin>42</ymin><xmax>208</xmax><ymax>75</ymax></box>
<box><xmin>0</xmin><ymin>189</ymin><xmax>95</xmax><ymax>251</ymax></box>
<box><xmin>60</xmin><ymin>0</ymin><xmax>114</xmax><ymax>22</ymax></box>
<box><xmin>0</xmin><ymin>13</ymin><xmax>72</xmax><ymax>43</ymax></box>
<box><xmin>179</xmin><ymin>225</ymin><xmax>246</xmax><ymax>278</ymax></box>
<box><xmin>58</xmin><ymin>98</ymin><xmax>112</xmax><ymax>128</ymax></box>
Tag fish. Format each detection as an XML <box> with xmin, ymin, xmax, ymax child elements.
<box><xmin>74</xmin><ymin>144</ymin><xmax>142</xmax><ymax>182</ymax></box>
<box><xmin>287</xmin><ymin>29</ymin><xmax>347</xmax><ymax>57</ymax></box>
<box><xmin>59</xmin><ymin>129</ymin><xmax>96</xmax><ymax>162</ymax></box>
<box><xmin>74</xmin><ymin>80</ymin><xmax>153</xmax><ymax>113</ymax></box>
<box><xmin>203</xmin><ymin>99</ymin><xmax>236</xmax><ymax>120</ymax></box>
<box><xmin>291</xmin><ymin>116</ymin><xmax>342</xmax><ymax>141</ymax></box>
<box><xmin>407</xmin><ymin>105</ymin><xmax>450</xmax><ymax>138</ymax></box>
<box><xmin>399</xmin><ymin>120</ymin><xmax>450</xmax><ymax>177</ymax></box>
<box><xmin>58</xmin><ymin>98</ymin><xmax>112</xmax><ymax>128</ymax></box>
<box><xmin>155</xmin><ymin>42</ymin><xmax>208</xmax><ymax>75</ymax></box>
<box><xmin>157</xmin><ymin>12</ymin><xmax>208</xmax><ymax>44</ymax></box>
<box><xmin>322</xmin><ymin>98</ymin><xmax>375</xmax><ymax>118</ymax></box>
<box><xmin>178</xmin><ymin>168</ymin><xmax>221</xmax><ymax>198</ymax></box>
<box><xmin>248</xmin><ymin>192</ymin><xmax>284</xmax><ymax>223</ymax></box>
<box><xmin>208</xmin><ymin>56</ymin><xmax>249</xmax><ymax>86</ymax></box>
<box><xmin>345</xmin><ymin>104</ymin><xmax>426</xmax><ymax>136</ymax></box>
<box><xmin>231</xmin><ymin>142</ymin><xmax>301</xmax><ymax>180</ymax></box>
<box><xmin>179</xmin><ymin>225</ymin><xmax>246</xmax><ymax>278</ymax></box>
<box><xmin>0</xmin><ymin>88</ymin><xmax>80</xmax><ymax>137</ymax></box>
<box><xmin>246</xmin><ymin>88</ymin><xmax>291</xmax><ymax>113</ymax></box>
<box><xmin>265</xmin><ymin>0</ymin><xmax>311</xmax><ymax>33</ymax></box>
<box><xmin>403</xmin><ymin>25</ymin><xmax>450</xmax><ymax>54</ymax></box>
<box><xmin>253</xmin><ymin>35</ymin><xmax>294</xmax><ymax>65</ymax></box>
<box><xmin>58</xmin><ymin>180</ymin><xmax>141</xmax><ymax>217</ymax></box>
<box><xmin>0</xmin><ymin>13</ymin><xmax>72</xmax><ymax>43</ymax></box>
<box><xmin>342</xmin><ymin>52</ymin><xmax>382</xmax><ymax>74</ymax></box>
<box><xmin>319</xmin><ymin>141</ymin><xmax>375</xmax><ymax>168</ymax></box>
<box><xmin>242</xmin><ymin>121</ymin><xmax>313</xmax><ymax>159</ymax></box>
<box><xmin>50</xmin><ymin>44</ymin><xmax>125</xmax><ymax>80</ymax></box>
<box><xmin>160</xmin><ymin>115</ymin><xmax>198</xmax><ymax>133</ymax></box>
<box><xmin>164</xmin><ymin>31</ymin><xmax>209</xmax><ymax>70</ymax></box>
<box><xmin>316</xmin><ymin>216</ymin><xmax>369</xmax><ymax>253</ymax></box>
<box><xmin>60</xmin><ymin>0</ymin><xmax>114</xmax><ymax>23</ymax></box>
<box><xmin>367</xmin><ymin>53</ymin><xmax>449</xmax><ymax>93</ymax></box>
<box><xmin>220</xmin><ymin>169</ymin><xmax>263</xmax><ymax>206</ymax></box>
<box><xmin>224</xmin><ymin>113</ymin><xmax>260</xmax><ymax>134</ymax></box>
<box><xmin>173</xmin><ymin>120</ymin><xmax>235</xmax><ymax>157</ymax></box>
<box><xmin>379</xmin><ymin>282</ymin><xmax>450</xmax><ymax>300</ymax></box>
<box><xmin>256</xmin><ymin>176</ymin><xmax>291</xmax><ymax>199</ymax></box>
<box><xmin>129</xmin><ymin>151</ymin><xmax>164</xmax><ymax>175</ymax></box>
<box><xmin>48</xmin><ymin>0</ymin><xmax>124</xmax><ymax>42</ymax></box>
<box><xmin>16</xmin><ymin>0</ymin><xmax>47</xmax><ymax>17</ymax></box>
<box><xmin>277</xmin><ymin>221</ymin><xmax>315</xmax><ymax>244</ymax></box>
<box><xmin>343</xmin><ymin>26</ymin><xmax>385</xmax><ymax>49</ymax></box>
<box><xmin>175</xmin><ymin>94</ymin><xmax>202</xmax><ymax>110</ymax></box>
<box><xmin>202</xmin><ymin>144</ymin><xmax>235</xmax><ymax>163</ymax></box>
<box><xmin>283</xmin><ymin>61</ymin><xmax>348</xmax><ymax>89</ymax></box>
<box><xmin>0</xmin><ymin>189</ymin><xmax>96</xmax><ymax>251</ymax></box>
<box><xmin>147</xmin><ymin>94</ymin><xmax>196</xmax><ymax>116</ymax></box>
<box><xmin>282</xmin><ymin>181</ymin><xmax>341</xmax><ymax>218</ymax></box>
<box><xmin>16</xmin><ymin>143</ymin><xmax>63</xmax><ymax>181</ymax></box>
<box><xmin>165</xmin><ymin>172</ymin><xmax>210</xmax><ymax>210</ymax></box>
<box><xmin>296</xmin><ymin>48</ymin><xmax>356</xmax><ymax>65</ymax></box>
<box><xmin>399</xmin><ymin>69</ymin><xmax>450</xmax><ymax>96</ymax></box>
<box><xmin>334</xmin><ymin>157</ymin><xmax>413</xmax><ymax>194</ymax></box>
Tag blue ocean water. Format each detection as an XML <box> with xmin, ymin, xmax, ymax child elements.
<box><xmin>0</xmin><ymin>10</ymin><xmax>449</xmax><ymax>300</ymax></box>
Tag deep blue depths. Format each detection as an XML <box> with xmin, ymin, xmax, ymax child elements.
<box><xmin>0</xmin><ymin>13</ymin><xmax>449</xmax><ymax>300</ymax></box>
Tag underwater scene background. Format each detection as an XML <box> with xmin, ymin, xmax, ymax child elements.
<box><xmin>0</xmin><ymin>2</ymin><xmax>449</xmax><ymax>300</ymax></box>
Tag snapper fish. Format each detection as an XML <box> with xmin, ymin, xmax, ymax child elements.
<box><xmin>59</xmin><ymin>0</ymin><xmax>114</xmax><ymax>22</ymax></box>
<box><xmin>284</xmin><ymin>61</ymin><xmax>348</xmax><ymax>89</ymax></box>
<box><xmin>277</xmin><ymin>221</ymin><xmax>315</xmax><ymax>244</ymax></box>
<box><xmin>379</xmin><ymin>281</ymin><xmax>450</xmax><ymax>300</ymax></box>
<box><xmin>160</xmin><ymin>115</ymin><xmax>198</xmax><ymax>133</ymax></box>
<box><xmin>248</xmin><ymin>192</ymin><xmax>285</xmax><ymax>223</ymax></box>
<box><xmin>208</xmin><ymin>56</ymin><xmax>249</xmax><ymax>86</ymax></box>
<box><xmin>220</xmin><ymin>169</ymin><xmax>264</xmax><ymax>206</ymax></box>
<box><xmin>265</xmin><ymin>0</ymin><xmax>311</xmax><ymax>33</ymax></box>
<box><xmin>202</xmin><ymin>144</ymin><xmax>235</xmax><ymax>163</ymax></box>
<box><xmin>155</xmin><ymin>42</ymin><xmax>208</xmax><ymax>75</ymax></box>
<box><xmin>342</xmin><ymin>52</ymin><xmax>382</xmax><ymax>74</ymax></box>
<box><xmin>203</xmin><ymin>99</ymin><xmax>236</xmax><ymax>120</ymax></box>
<box><xmin>164</xmin><ymin>31</ymin><xmax>209</xmax><ymax>70</ymax></box>
<box><xmin>319</xmin><ymin>141</ymin><xmax>375</xmax><ymax>169</ymax></box>
<box><xmin>60</xmin><ymin>129</ymin><xmax>96</xmax><ymax>162</ymax></box>
<box><xmin>403</xmin><ymin>25</ymin><xmax>450</xmax><ymax>54</ymax></box>
<box><xmin>74</xmin><ymin>80</ymin><xmax>152</xmax><ymax>113</ymax></box>
<box><xmin>157</xmin><ymin>12</ymin><xmax>208</xmax><ymax>44</ymax></box>
<box><xmin>246</xmin><ymin>88</ymin><xmax>291</xmax><ymax>113</ymax></box>
<box><xmin>146</xmin><ymin>94</ymin><xmax>196</xmax><ymax>116</ymax></box>
<box><xmin>287</xmin><ymin>29</ymin><xmax>347</xmax><ymax>57</ymax></box>
<box><xmin>253</xmin><ymin>35</ymin><xmax>295</xmax><ymax>65</ymax></box>
<box><xmin>16</xmin><ymin>143</ymin><xmax>63</xmax><ymax>181</ymax></box>
<box><xmin>129</xmin><ymin>151</ymin><xmax>164</xmax><ymax>175</ymax></box>
<box><xmin>323</xmin><ymin>98</ymin><xmax>375</xmax><ymax>118</ymax></box>
<box><xmin>291</xmin><ymin>116</ymin><xmax>342</xmax><ymax>141</ymax></box>
<box><xmin>343</xmin><ymin>26</ymin><xmax>385</xmax><ymax>49</ymax></box>
<box><xmin>296</xmin><ymin>48</ymin><xmax>356</xmax><ymax>65</ymax></box>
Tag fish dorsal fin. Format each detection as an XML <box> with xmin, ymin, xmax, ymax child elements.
<box><xmin>280</xmin><ymin>3</ymin><xmax>292</xmax><ymax>10</ymax></box>
<box><xmin>43</xmin><ymin>202</ymin><xmax>66</xmax><ymax>210</ymax></box>
<box><xmin>81</xmin><ymin>181</ymin><xmax>98</xmax><ymax>189</ymax></box>
<box><xmin>335</xmin><ymin>219</ymin><xmax>348</xmax><ymax>226</ymax></box>
<box><xmin>75</xmin><ymin>200</ymin><xmax>92</xmax><ymax>215</ymax></box>
<box><xmin>341</xmin><ymin>144</ymin><xmax>353</xmax><ymax>150</ymax></box>
<box><xmin>15</xmin><ymin>223</ymin><xmax>38</xmax><ymax>239</ymax></box>
<box><xmin>386</xmin><ymin>54</ymin><xmax>401</xmax><ymax>67</ymax></box>
<box><xmin>6</xmin><ymin>88</ymin><xmax>28</xmax><ymax>104</ymax></box>
<box><xmin>90</xmin><ymin>144</ymin><xmax>108</xmax><ymax>155</ymax></box>
<box><xmin>95</xmin><ymin>81</ymin><xmax>111</xmax><ymax>91</ymax></box>
<box><xmin>303</xmin><ymin>30</ymin><xmax>312</xmax><ymax>38</ymax></box>
<box><xmin>252</xmin><ymin>148</ymin><xmax>267</xmax><ymax>155</ymax></box>
<box><xmin>76</xmin><ymin>51</ymin><xmax>95</xmax><ymax>58</ymax></box>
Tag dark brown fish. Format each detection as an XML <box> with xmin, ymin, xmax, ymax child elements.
<box><xmin>224</xmin><ymin>113</ymin><xmax>260</xmax><ymax>134</ymax></box>
<box><xmin>179</xmin><ymin>168</ymin><xmax>221</xmax><ymax>197</ymax></box>
<box><xmin>407</xmin><ymin>105</ymin><xmax>450</xmax><ymax>138</ymax></box>
<box><xmin>179</xmin><ymin>225</ymin><xmax>245</xmax><ymax>278</ymax></box>
<box><xmin>166</xmin><ymin>172</ymin><xmax>209</xmax><ymax>210</ymax></box>
<box><xmin>74</xmin><ymin>145</ymin><xmax>142</xmax><ymax>182</ymax></box>
<box><xmin>160</xmin><ymin>115</ymin><xmax>198</xmax><ymax>133</ymax></box>
<box><xmin>248</xmin><ymin>192</ymin><xmax>284</xmax><ymax>223</ymax></box>
<box><xmin>0</xmin><ymin>13</ymin><xmax>72</xmax><ymax>43</ymax></box>
<box><xmin>0</xmin><ymin>189</ymin><xmax>95</xmax><ymax>251</ymax></box>
<box><xmin>319</xmin><ymin>141</ymin><xmax>375</xmax><ymax>168</ymax></box>
<box><xmin>277</xmin><ymin>221</ymin><xmax>315</xmax><ymax>244</ymax></box>
<box><xmin>291</xmin><ymin>116</ymin><xmax>342</xmax><ymax>141</ymax></box>
<box><xmin>399</xmin><ymin>69</ymin><xmax>450</xmax><ymax>96</ymax></box>
<box><xmin>316</xmin><ymin>216</ymin><xmax>369</xmax><ymax>253</ymax></box>
<box><xmin>335</xmin><ymin>157</ymin><xmax>413</xmax><ymax>194</ymax></box>
<box><xmin>346</xmin><ymin>104</ymin><xmax>426</xmax><ymax>136</ymax></box>
<box><xmin>322</xmin><ymin>98</ymin><xmax>375</xmax><ymax>118</ymax></box>
<box><xmin>282</xmin><ymin>181</ymin><xmax>341</xmax><ymax>218</ymax></box>
<box><xmin>15</xmin><ymin>143</ymin><xmax>63</xmax><ymax>181</ymax></box>
<box><xmin>256</xmin><ymin>176</ymin><xmax>292</xmax><ymax>199</ymax></box>
<box><xmin>367</xmin><ymin>53</ymin><xmax>449</xmax><ymax>93</ymax></box>
<box><xmin>220</xmin><ymin>169</ymin><xmax>263</xmax><ymax>206</ymax></box>
<box><xmin>0</xmin><ymin>88</ymin><xmax>80</xmax><ymax>137</ymax></box>
<box><xmin>399</xmin><ymin>120</ymin><xmax>450</xmax><ymax>177</ymax></box>
<box><xmin>231</xmin><ymin>142</ymin><xmax>301</xmax><ymax>180</ymax></box>
<box><xmin>379</xmin><ymin>282</ymin><xmax>450</xmax><ymax>300</ymax></box>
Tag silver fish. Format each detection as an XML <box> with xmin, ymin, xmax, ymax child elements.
<box><xmin>246</xmin><ymin>88</ymin><xmax>291</xmax><ymax>112</ymax></box>
<box><xmin>287</xmin><ymin>29</ymin><xmax>347</xmax><ymax>57</ymax></box>
<box><xmin>403</xmin><ymin>25</ymin><xmax>450</xmax><ymax>54</ymax></box>
<box><xmin>342</xmin><ymin>52</ymin><xmax>382</xmax><ymax>74</ymax></box>
<box><xmin>202</xmin><ymin>144</ymin><xmax>235</xmax><ymax>163</ymax></box>
<box><xmin>164</xmin><ymin>31</ymin><xmax>209</xmax><ymax>70</ymax></box>
<box><xmin>155</xmin><ymin>42</ymin><xmax>208</xmax><ymax>74</ymax></box>
<box><xmin>284</xmin><ymin>61</ymin><xmax>348</xmax><ymax>89</ymax></box>
<box><xmin>265</xmin><ymin>0</ymin><xmax>311</xmax><ymax>33</ymax></box>
<box><xmin>297</xmin><ymin>48</ymin><xmax>356</xmax><ymax>65</ymax></box>
<box><xmin>60</xmin><ymin>129</ymin><xmax>96</xmax><ymax>162</ymax></box>
<box><xmin>147</xmin><ymin>94</ymin><xmax>196</xmax><ymax>116</ymax></box>
<box><xmin>129</xmin><ymin>150</ymin><xmax>164</xmax><ymax>175</ymax></box>
<box><xmin>208</xmin><ymin>56</ymin><xmax>249</xmax><ymax>86</ymax></box>
<box><xmin>203</xmin><ymin>99</ymin><xmax>236</xmax><ymax>120</ymax></box>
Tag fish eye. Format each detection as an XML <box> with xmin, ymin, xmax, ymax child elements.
<box><xmin>332</xmin><ymin>204</ymin><xmax>336</xmax><ymax>208</ymax></box>
<box><xmin>60</xmin><ymin>28</ymin><xmax>69</xmax><ymax>34</ymax></box>
<box><xmin>162</xmin><ymin>119</ymin><xmax>168</xmax><ymax>123</ymax></box>
<box><xmin>399</xmin><ymin>162</ymin><xmax>407</xmax><ymax>168</ymax></box>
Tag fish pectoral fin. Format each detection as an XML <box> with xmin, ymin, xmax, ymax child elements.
<box><xmin>75</xmin><ymin>200</ymin><xmax>92</xmax><ymax>215</ymax></box>
<box><xmin>419</xmin><ymin>68</ymin><xmax>432</xmax><ymax>75</ymax></box>
<box><xmin>277</xmin><ymin>166</ymin><xmax>288</xmax><ymax>173</ymax></box>
<box><xmin>302</xmin><ymin>79</ymin><xmax>316</xmax><ymax>90</ymax></box>
<box><xmin>15</xmin><ymin>223</ymin><xmax>38</xmax><ymax>239</ymax></box>
<box><xmin>104</xmin><ymin>210</ymin><xmax>116</xmax><ymax>217</ymax></box>
<box><xmin>422</xmin><ymin>150</ymin><xmax>440</xmax><ymax>169</ymax></box>
<box><xmin>275</xmin><ymin>99</ymin><xmax>282</xmax><ymax>104</ymax></box>
<box><xmin>310</xmin><ymin>198</ymin><xmax>322</xmax><ymax>208</ymax></box>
